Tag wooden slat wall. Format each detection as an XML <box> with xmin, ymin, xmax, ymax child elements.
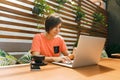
<box><xmin>0</xmin><ymin>0</ymin><xmax>107</xmax><ymax>52</ymax></box>
<box><xmin>79</xmin><ymin>0</ymin><xmax>107</xmax><ymax>37</ymax></box>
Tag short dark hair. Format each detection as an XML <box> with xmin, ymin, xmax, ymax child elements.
<box><xmin>45</xmin><ymin>14</ymin><xmax>62</xmax><ymax>33</ymax></box>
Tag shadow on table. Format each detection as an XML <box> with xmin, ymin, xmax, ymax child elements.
<box><xmin>74</xmin><ymin>64</ymin><xmax>114</xmax><ymax>77</ymax></box>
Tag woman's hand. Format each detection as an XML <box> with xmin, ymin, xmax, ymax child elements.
<box><xmin>61</xmin><ymin>56</ymin><xmax>72</xmax><ymax>63</ymax></box>
<box><xmin>68</xmin><ymin>47</ymin><xmax>77</xmax><ymax>60</ymax></box>
<box><xmin>52</xmin><ymin>56</ymin><xmax>72</xmax><ymax>63</ymax></box>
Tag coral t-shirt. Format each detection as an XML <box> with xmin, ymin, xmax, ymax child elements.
<box><xmin>31</xmin><ymin>33</ymin><xmax>67</xmax><ymax>57</ymax></box>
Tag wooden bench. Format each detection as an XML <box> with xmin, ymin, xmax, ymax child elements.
<box><xmin>0</xmin><ymin>42</ymin><xmax>31</xmax><ymax>58</ymax></box>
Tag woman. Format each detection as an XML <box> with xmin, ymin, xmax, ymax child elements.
<box><xmin>31</xmin><ymin>14</ymin><xmax>74</xmax><ymax>63</ymax></box>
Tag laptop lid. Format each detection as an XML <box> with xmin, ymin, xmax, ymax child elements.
<box><xmin>72</xmin><ymin>35</ymin><xmax>106</xmax><ymax>68</ymax></box>
<box><xmin>53</xmin><ymin>35</ymin><xmax>106</xmax><ymax>68</ymax></box>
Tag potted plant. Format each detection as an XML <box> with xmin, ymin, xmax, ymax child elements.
<box><xmin>32</xmin><ymin>0</ymin><xmax>54</xmax><ymax>28</ymax></box>
<box><xmin>32</xmin><ymin>0</ymin><xmax>54</xmax><ymax>17</ymax></box>
<box><xmin>92</xmin><ymin>12</ymin><xmax>107</xmax><ymax>26</ymax></box>
<box><xmin>74</xmin><ymin>6</ymin><xmax>85</xmax><ymax>22</ymax></box>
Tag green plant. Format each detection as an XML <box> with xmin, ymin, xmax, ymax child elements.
<box><xmin>56</xmin><ymin>0</ymin><xmax>68</xmax><ymax>11</ymax></box>
<box><xmin>56</xmin><ymin>0</ymin><xmax>67</xmax><ymax>5</ymax></box>
<box><xmin>32</xmin><ymin>0</ymin><xmax>54</xmax><ymax>17</ymax></box>
<box><xmin>74</xmin><ymin>6</ymin><xmax>85</xmax><ymax>22</ymax></box>
<box><xmin>0</xmin><ymin>49</ymin><xmax>17</xmax><ymax>66</ymax></box>
<box><xmin>18</xmin><ymin>52</ymin><xmax>31</xmax><ymax>64</ymax></box>
<box><xmin>93</xmin><ymin>12</ymin><xmax>106</xmax><ymax>25</ymax></box>
<box><xmin>93</xmin><ymin>12</ymin><xmax>107</xmax><ymax>26</ymax></box>
<box><xmin>32</xmin><ymin>0</ymin><xmax>54</xmax><ymax>28</ymax></box>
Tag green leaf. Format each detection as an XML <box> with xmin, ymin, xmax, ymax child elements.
<box><xmin>0</xmin><ymin>49</ymin><xmax>17</xmax><ymax>66</ymax></box>
<box><xmin>18</xmin><ymin>52</ymin><xmax>31</xmax><ymax>64</ymax></box>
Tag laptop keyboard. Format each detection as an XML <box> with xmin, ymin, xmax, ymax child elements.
<box><xmin>63</xmin><ymin>60</ymin><xmax>73</xmax><ymax>65</ymax></box>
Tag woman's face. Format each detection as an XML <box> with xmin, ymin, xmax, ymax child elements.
<box><xmin>49</xmin><ymin>23</ymin><xmax>61</xmax><ymax>36</ymax></box>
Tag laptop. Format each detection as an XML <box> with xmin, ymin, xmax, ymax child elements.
<box><xmin>52</xmin><ymin>35</ymin><xmax>106</xmax><ymax>68</ymax></box>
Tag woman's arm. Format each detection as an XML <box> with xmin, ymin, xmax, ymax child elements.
<box><xmin>69</xmin><ymin>47</ymin><xmax>77</xmax><ymax>60</ymax></box>
<box><xmin>31</xmin><ymin>51</ymin><xmax>64</xmax><ymax>62</ymax></box>
<box><xmin>62</xmin><ymin>47</ymin><xmax>77</xmax><ymax>60</ymax></box>
<box><xmin>62</xmin><ymin>50</ymin><xmax>73</xmax><ymax>60</ymax></box>
<box><xmin>61</xmin><ymin>50</ymin><xmax>69</xmax><ymax>56</ymax></box>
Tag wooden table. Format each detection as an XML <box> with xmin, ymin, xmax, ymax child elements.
<box><xmin>0</xmin><ymin>58</ymin><xmax>120</xmax><ymax>80</ymax></box>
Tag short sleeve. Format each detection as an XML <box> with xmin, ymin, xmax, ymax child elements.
<box><xmin>60</xmin><ymin>37</ymin><xmax>67</xmax><ymax>52</ymax></box>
